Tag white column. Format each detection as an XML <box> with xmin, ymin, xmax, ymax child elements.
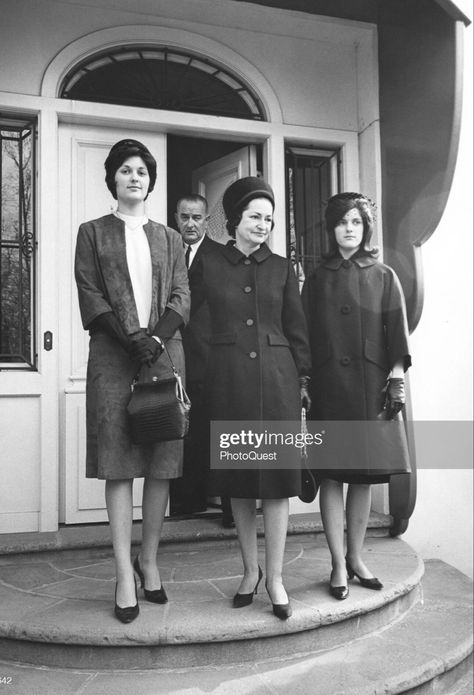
<box><xmin>264</xmin><ymin>134</ymin><xmax>287</xmax><ymax>257</ymax></box>
<box><xmin>38</xmin><ymin>107</ymin><xmax>60</xmax><ymax>532</ymax></box>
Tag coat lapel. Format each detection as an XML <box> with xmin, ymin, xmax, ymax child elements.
<box><xmin>101</xmin><ymin>215</ymin><xmax>140</xmax><ymax>332</ymax></box>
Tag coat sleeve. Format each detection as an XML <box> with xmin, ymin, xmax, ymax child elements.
<box><xmin>165</xmin><ymin>231</ymin><xmax>190</xmax><ymax>326</ymax></box>
<box><xmin>282</xmin><ymin>260</ymin><xmax>312</xmax><ymax>376</ymax></box>
<box><xmin>382</xmin><ymin>266</ymin><xmax>412</xmax><ymax>371</ymax></box>
<box><xmin>74</xmin><ymin>223</ymin><xmax>113</xmax><ymax>330</ymax></box>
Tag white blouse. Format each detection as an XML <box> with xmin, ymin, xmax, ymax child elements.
<box><xmin>115</xmin><ymin>212</ymin><xmax>152</xmax><ymax>329</ymax></box>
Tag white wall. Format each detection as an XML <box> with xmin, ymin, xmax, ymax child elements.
<box><xmin>405</xmin><ymin>12</ymin><xmax>473</xmax><ymax>578</ymax></box>
<box><xmin>0</xmin><ymin>0</ymin><xmax>374</xmax><ymax>131</ymax></box>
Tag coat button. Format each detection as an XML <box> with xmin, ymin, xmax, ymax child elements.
<box><xmin>244</xmin><ymin>286</ymin><xmax>252</xmax><ymax>293</ymax></box>
<box><xmin>244</xmin><ymin>259</ymin><xmax>251</xmax><ymax>265</ymax></box>
<box><xmin>246</xmin><ymin>318</ymin><xmax>254</xmax><ymax>326</ymax></box>
<box><xmin>340</xmin><ymin>356</ymin><xmax>351</xmax><ymax>366</ymax></box>
<box><xmin>342</xmin><ymin>260</ymin><xmax>351</xmax><ymax>269</ymax></box>
<box><xmin>249</xmin><ymin>351</ymin><xmax>257</xmax><ymax>359</ymax></box>
<box><xmin>341</xmin><ymin>304</ymin><xmax>352</xmax><ymax>314</ymax></box>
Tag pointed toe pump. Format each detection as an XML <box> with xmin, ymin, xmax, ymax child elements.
<box><xmin>114</xmin><ymin>578</ymin><xmax>139</xmax><ymax>624</ymax></box>
<box><xmin>329</xmin><ymin>584</ymin><xmax>349</xmax><ymax>600</ymax></box>
<box><xmin>329</xmin><ymin>568</ymin><xmax>349</xmax><ymax>600</ymax></box>
<box><xmin>233</xmin><ymin>566</ymin><xmax>263</xmax><ymax>608</ymax></box>
<box><xmin>271</xmin><ymin>601</ymin><xmax>293</xmax><ymax>620</ymax></box>
<box><xmin>346</xmin><ymin>560</ymin><xmax>383</xmax><ymax>591</ymax></box>
<box><xmin>133</xmin><ymin>556</ymin><xmax>168</xmax><ymax>604</ymax></box>
<box><xmin>265</xmin><ymin>582</ymin><xmax>292</xmax><ymax>620</ymax></box>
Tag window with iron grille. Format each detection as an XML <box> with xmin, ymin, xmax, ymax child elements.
<box><xmin>0</xmin><ymin>119</ymin><xmax>36</xmax><ymax>369</ymax></box>
<box><xmin>286</xmin><ymin>146</ymin><xmax>341</xmax><ymax>288</ymax></box>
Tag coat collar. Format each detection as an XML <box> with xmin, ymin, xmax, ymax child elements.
<box><xmin>221</xmin><ymin>240</ymin><xmax>272</xmax><ymax>265</ymax></box>
<box><xmin>323</xmin><ymin>254</ymin><xmax>378</xmax><ymax>271</ymax></box>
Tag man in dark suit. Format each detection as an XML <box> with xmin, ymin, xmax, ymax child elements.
<box><xmin>171</xmin><ymin>195</ymin><xmax>233</xmax><ymax>525</ymax></box>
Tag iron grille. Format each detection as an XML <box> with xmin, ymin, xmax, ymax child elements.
<box><xmin>0</xmin><ymin>119</ymin><xmax>37</xmax><ymax>369</ymax></box>
<box><xmin>286</xmin><ymin>146</ymin><xmax>341</xmax><ymax>287</ymax></box>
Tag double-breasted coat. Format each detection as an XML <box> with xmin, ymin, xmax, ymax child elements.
<box><xmin>75</xmin><ymin>214</ymin><xmax>190</xmax><ymax>480</ymax></box>
<box><xmin>197</xmin><ymin>241</ymin><xmax>311</xmax><ymax>498</ymax></box>
<box><xmin>302</xmin><ymin>254</ymin><xmax>411</xmax><ymax>482</ymax></box>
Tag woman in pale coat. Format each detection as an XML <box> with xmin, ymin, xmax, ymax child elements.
<box><xmin>75</xmin><ymin>139</ymin><xmax>189</xmax><ymax>622</ymax></box>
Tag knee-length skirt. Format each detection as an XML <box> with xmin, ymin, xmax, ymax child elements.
<box><xmin>85</xmin><ymin>332</ymin><xmax>184</xmax><ymax>480</ymax></box>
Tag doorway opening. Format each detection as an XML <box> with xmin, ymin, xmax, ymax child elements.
<box><xmin>166</xmin><ymin>134</ymin><xmax>263</xmax><ymax>523</ymax></box>
<box><xmin>167</xmin><ymin>134</ymin><xmax>263</xmax><ymax>229</ymax></box>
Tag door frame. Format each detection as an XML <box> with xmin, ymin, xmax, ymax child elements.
<box><xmin>0</xmin><ymin>86</ymin><xmax>366</xmax><ymax>531</ymax></box>
<box><xmin>57</xmin><ymin>124</ymin><xmax>168</xmax><ymax>524</ymax></box>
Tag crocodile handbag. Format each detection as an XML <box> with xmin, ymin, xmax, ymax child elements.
<box><xmin>127</xmin><ymin>346</ymin><xmax>191</xmax><ymax>444</ymax></box>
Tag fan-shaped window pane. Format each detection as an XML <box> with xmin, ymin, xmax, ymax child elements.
<box><xmin>60</xmin><ymin>47</ymin><xmax>266</xmax><ymax>121</ymax></box>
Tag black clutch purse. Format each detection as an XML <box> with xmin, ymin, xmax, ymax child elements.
<box><xmin>127</xmin><ymin>346</ymin><xmax>191</xmax><ymax>444</ymax></box>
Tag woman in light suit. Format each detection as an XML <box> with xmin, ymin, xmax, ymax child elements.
<box><xmin>75</xmin><ymin>139</ymin><xmax>189</xmax><ymax>622</ymax></box>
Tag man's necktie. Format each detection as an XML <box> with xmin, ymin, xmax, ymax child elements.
<box><xmin>185</xmin><ymin>244</ymin><xmax>191</xmax><ymax>269</ymax></box>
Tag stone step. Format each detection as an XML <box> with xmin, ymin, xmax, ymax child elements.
<box><xmin>0</xmin><ymin>511</ymin><xmax>391</xmax><ymax>554</ymax></box>
<box><xmin>0</xmin><ymin>560</ymin><xmax>471</xmax><ymax>695</ymax></box>
<box><xmin>0</xmin><ymin>536</ymin><xmax>421</xmax><ymax>670</ymax></box>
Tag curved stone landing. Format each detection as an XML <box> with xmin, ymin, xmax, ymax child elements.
<box><xmin>0</xmin><ymin>536</ymin><xmax>422</xmax><ymax>669</ymax></box>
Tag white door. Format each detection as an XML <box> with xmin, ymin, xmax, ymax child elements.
<box><xmin>0</xmin><ymin>127</ymin><xmax>59</xmax><ymax>533</ymax></box>
<box><xmin>192</xmin><ymin>146</ymin><xmax>257</xmax><ymax>244</ymax></box>
<box><xmin>58</xmin><ymin>124</ymin><xmax>167</xmax><ymax>524</ymax></box>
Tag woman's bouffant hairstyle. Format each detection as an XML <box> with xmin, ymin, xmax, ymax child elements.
<box><xmin>104</xmin><ymin>139</ymin><xmax>157</xmax><ymax>200</ymax></box>
<box><xmin>222</xmin><ymin>176</ymin><xmax>275</xmax><ymax>238</ymax></box>
<box><xmin>324</xmin><ymin>192</ymin><xmax>378</xmax><ymax>258</ymax></box>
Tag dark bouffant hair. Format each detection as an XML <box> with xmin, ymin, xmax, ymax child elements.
<box><xmin>324</xmin><ymin>192</ymin><xmax>378</xmax><ymax>258</ymax></box>
<box><xmin>104</xmin><ymin>139</ymin><xmax>157</xmax><ymax>200</ymax></box>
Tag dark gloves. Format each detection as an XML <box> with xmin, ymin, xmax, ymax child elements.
<box><xmin>129</xmin><ymin>330</ymin><xmax>164</xmax><ymax>367</ymax></box>
<box><xmin>299</xmin><ymin>376</ymin><xmax>312</xmax><ymax>412</ymax></box>
<box><xmin>88</xmin><ymin>312</ymin><xmax>132</xmax><ymax>353</ymax></box>
<box><xmin>89</xmin><ymin>313</ymin><xmax>168</xmax><ymax>366</ymax></box>
<box><xmin>384</xmin><ymin>377</ymin><xmax>405</xmax><ymax>420</ymax></box>
<box><xmin>151</xmin><ymin>308</ymin><xmax>184</xmax><ymax>340</ymax></box>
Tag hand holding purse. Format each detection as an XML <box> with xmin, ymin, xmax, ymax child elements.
<box><xmin>127</xmin><ymin>344</ymin><xmax>191</xmax><ymax>444</ymax></box>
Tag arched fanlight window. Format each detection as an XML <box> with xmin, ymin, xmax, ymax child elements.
<box><xmin>60</xmin><ymin>46</ymin><xmax>266</xmax><ymax>121</ymax></box>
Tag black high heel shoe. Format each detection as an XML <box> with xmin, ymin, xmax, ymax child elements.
<box><xmin>265</xmin><ymin>582</ymin><xmax>292</xmax><ymax>620</ymax></box>
<box><xmin>329</xmin><ymin>584</ymin><xmax>349</xmax><ymax>600</ymax></box>
<box><xmin>233</xmin><ymin>566</ymin><xmax>263</xmax><ymax>608</ymax></box>
<box><xmin>346</xmin><ymin>559</ymin><xmax>383</xmax><ymax>590</ymax></box>
<box><xmin>114</xmin><ymin>577</ymin><xmax>139</xmax><ymax>623</ymax></box>
<box><xmin>133</xmin><ymin>556</ymin><xmax>168</xmax><ymax>604</ymax></box>
<box><xmin>329</xmin><ymin>569</ymin><xmax>349</xmax><ymax>600</ymax></box>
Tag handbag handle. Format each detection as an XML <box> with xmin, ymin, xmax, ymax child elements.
<box><xmin>131</xmin><ymin>342</ymin><xmax>184</xmax><ymax>393</ymax></box>
<box><xmin>160</xmin><ymin>344</ymin><xmax>187</xmax><ymax>401</ymax></box>
<box><xmin>301</xmin><ymin>407</ymin><xmax>308</xmax><ymax>461</ymax></box>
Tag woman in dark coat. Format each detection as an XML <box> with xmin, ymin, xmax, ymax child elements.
<box><xmin>75</xmin><ymin>140</ymin><xmax>189</xmax><ymax>622</ymax></box>
<box><xmin>302</xmin><ymin>192</ymin><xmax>411</xmax><ymax>600</ymax></box>
<box><xmin>198</xmin><ymin>177</ymin><xmax>311</xmax><ymax>619</ymax></box>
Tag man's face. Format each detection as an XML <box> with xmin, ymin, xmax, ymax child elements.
<box><xmin>175</xmin><ymin>199</ymin><xmax>209</xmax><ymax>245</ymax></box>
